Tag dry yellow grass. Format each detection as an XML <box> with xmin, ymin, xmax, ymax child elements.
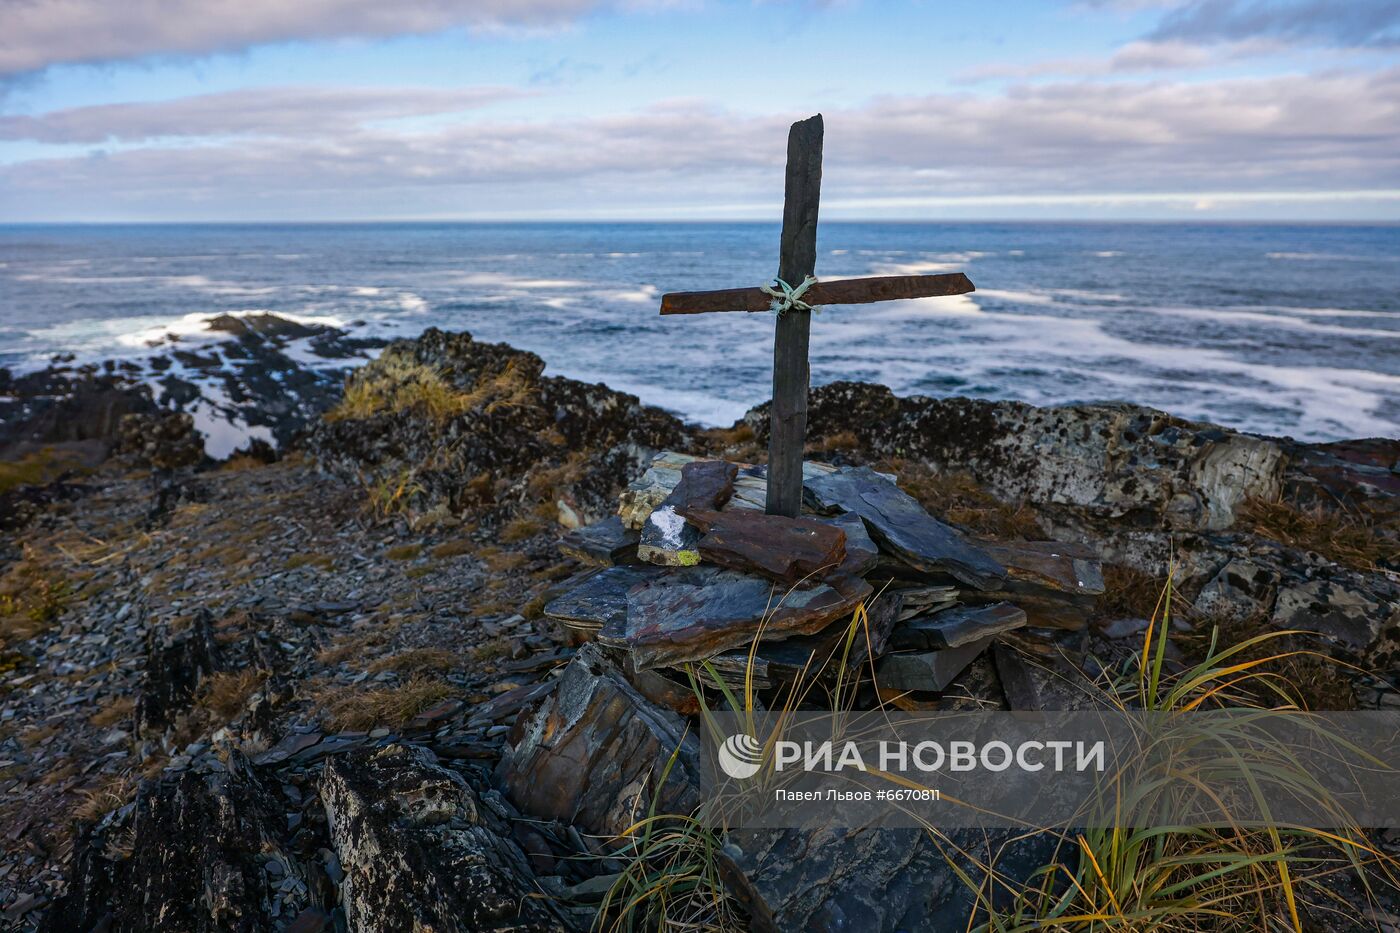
<box><xmin>499</xmin><ymin>517</ymin><xmax>545</xmax><ymax>544</ymax></box>
<box><xmin>327</xmin><ymin>350</ymin><xmax>537</xmax><ymax>424</ymax></box>
<box><xmin>0</xmin><ymin>446</ymin><xmax>91</xmax><ymax>493</ymax></box>
<box><xmin>884</xmin><ymin>459</ymin><xmax>1043</xmax><ymax>540</ymax></box>
<box><xmin>699</xmin><ymin>422</ymin><xmax>763</xmax><ymax>462</ymax></box>
<box><xmin>363</xmin><ymin>468</ymin><xmax>425</xmax><ymax>518</ymax></box>
<box><xmin>430</xmin><ymin>540</ymin><xmax>473</xmax><ymax>559</ymax></box>
<box><xmin>1096</xmin><ymin>564</ymin><xmax>1178</xmax><ymax>622</ymax></box>
<box><xmin>73</xmin><ymin>772</ymin><xmax>137</xmax><ymax>823</ymax></box>
<box><xmin>1240</xmin><ymin>496</ymin><xmax>1394</xmax><ymax>572</ymax></box>
<box><xmin>368</xmin><ymin>648</ymin><xmax>459</xmax><ymax>674</ymax></box>
<box><xmin>0</xmin><ymin>553</ymin><xmax>72</xmax><ymax>646</ymax></box>
<box><xmin>321</xmin><ymin>676</ymin><xmax>456</xmax><ymax>731</ymax></box>
<box><xmin>89</xmin><ymin>696</ymin><xmax>135</xmax><ymax>729</ymax></box>
<box><xmin>385</xmin><ymin>543</ymin><xmax>422</xmax><ymax>561</ymax></box>
<box><xmin>197</xmin><ymin>668</ymin><xmax>269</xmax><ymax>720</ymax></box>
<box><xmin>284</xmin><ymin>552</ymin><xmax>334</xmax><ymax>572</ymax></box>
<box><xmin>317</xmin><ymin>633</ymin><xmax>387</xmax><ymax>667</ymax></box>
<box><xmin>478</xmin><ymin>546</ymin><xmax>528</xmax><ymax>574</ymax></box>
<box><xmin>806</xmin><ymin>430</ymin><xmax>860</xmax><ymax>454</ymax></box>
<box><xmin>1183</xmin><ymin>614</ymin><xmax>1358</xmax><ymax>711</ymax></box>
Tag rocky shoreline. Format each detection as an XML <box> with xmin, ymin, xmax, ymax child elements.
<box><xmin>1</xmin><ymin>316</ymin><xmax>1396</xmax><ymax>930</ymax></box>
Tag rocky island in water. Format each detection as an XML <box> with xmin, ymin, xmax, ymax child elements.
<box><xmin>0</xmin><ymin>313</ymin><xmax>1396</xmax><ymax>931</ymax></box>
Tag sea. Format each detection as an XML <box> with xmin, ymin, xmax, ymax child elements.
<box><xmin>1</xmin><ymin>222</ymin><xmax>1397</xmax><ymax>443</ymax></box>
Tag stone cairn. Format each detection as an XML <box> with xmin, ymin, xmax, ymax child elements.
<box><xmin>498</xmin><ymin>451</ymin><xmax>1105</xmax><ymax>839</ymax></box>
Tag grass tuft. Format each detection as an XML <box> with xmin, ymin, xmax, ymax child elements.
<box><xmin>1096</xmin><ymin>564</ymin><xmax>1180</xmax><ymax>623</ymax></box>
<box><xmin>73</xmin><ymin>772</ymin><xmax>138</xmax><ymax>823</ymax></box>
<box><xmin>197</xmin><ymin>667</ymin><xmax>269</xmax><ymax>720</ymax></box>
<box><xmin>0</xmin><ymin>446</ymin><xmax>91</xmax><ymax>494</ymax></box>
<box><xmin>960</xmin><ymin>572</ymin><xmax>1397</xmax><ymax>931</ymax></box>
<box><xmin>1239</xmin><ymin>496</ymin><xmax>1394</xmax><ymax>572</ymax></box>
<box><xmin>321</xmin><ymin>675</ymin><xmax>456</xmax><ymax>731</ymax></box>
<box><xmin>363</xmin><ymin>468</ymin><xmax>426</xmax><ymax>519</ymax></box>
<box><xmin>500</xmin><ymin>517</ymin><xmax>545</xmax><ymax>544</ymax></box>
<box><xmin>367</xmin><ymin>648</ymin><xmax>459</xmax><ymax>674</ymax></box>
<box><xmin>430</xmin><ymin>540</ymin><xmax>473</xmax><ymax>559</ymax></box>
<box><xmin>327</xmin><ymin>349</ymin><xmax>537</xmax><ymax>424</ymax></box>
<box><xmin>283</xmin><ymin>552</ymin><xmax>334</xmax><ymax>572</ymax></box>
<box><xmin>883</xmin><ymin>459</ymin><xmax>1043</xmax><ymax>540</ymax></box>
<box><xmin>88</xmin><ymin>696</ymin><xmax>135</xmax><ymax>729</ymax></box>
<box><xmin>0</xmin><ymin>553</ymin><xmax>72</xmax><ymax>645</ymax></box>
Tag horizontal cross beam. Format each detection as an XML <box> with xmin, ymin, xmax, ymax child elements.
<box><xmin>659</xmin><ymin>272</ymin><xmax>975</xmax><ymax>315</ymax></box>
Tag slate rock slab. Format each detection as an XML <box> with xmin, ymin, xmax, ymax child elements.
<box><xmin>958</xmin><ymin>541</ymin><xmax>1104</xmax><ymax>630</ymax></box>
<box><xmin>992</xmin><ymin>641</ymin><xmax>1105</xmax><ymax>710</ymax></box>
<box><xmin>890</xmin><ymin>602</ymin><xmax>1027</xmax><ymax>651</ymax></box>
<box><xmin>725</xmin><ymin>461</ymin><xmax>841</xmax><ymax>512</ymax></box>
<box><xmin>875</xmin><ymin>636</ymin><xmax>994</xmax><ymax>692</ymax></box>
<box><xmin>684</xmin><ymin>507</ymin><xmax>847</xmax><ymax>584</ymax></box>
<box><xmin>559</xmin><ymin>515</ymin><xmax>638</xmax><ymax>566</ymax></box>
<box><xmin>980</xmin><ymin>540</ymin><xmax>1105</xmax><ymax>595</ymax></box>
<box><xmin>892</xmin><ymin>584</ymin><xmax>959</xmax><ymax>620</ymax></box>
<box><xmin>542</xmin><ymin>564</ymin><xmax>661</xmax><ymax>633</ymax></box>
<box><xmin>817</xmin><ymin>510</ymin><xmax>879</xmax><ymax>576</ymax></box>
<box><xmin>698</xmin><ymin>589</ymin><xmax>900</xmax><ymax>687</ymax></box>
<box><xmin>601</xmin><ymin>566</ymin><xmax>873</xmax><ymax>670</ymax></box>
<box><xmin>498</xmin><ymin>644</ymin><xmax>702</xmax><ymax>836</ymax></box>
<box><xmin>618</xmin><ymin>451</ymin><xmax>701</xmax><ymax>529</ymax></box>
<box><xmin>637</xmin><ymin>460</ymin><xmax>738</xmax><ymax>566</ymax></box>
<box><xmin>804</xmin><ymin>466</ymin><xmax>1006</xmax><ymax>590</ymax></box>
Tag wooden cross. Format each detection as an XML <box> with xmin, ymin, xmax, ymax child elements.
<box><xmin>658</xmin><ymin>114</ymin><xmax>976</xmax><ymax>518</ymax></box>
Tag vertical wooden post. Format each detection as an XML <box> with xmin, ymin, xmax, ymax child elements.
<box><xmin>766</xmin><ymin>114</ymin><xmax>823</xmax><ymax>518</ymax></box>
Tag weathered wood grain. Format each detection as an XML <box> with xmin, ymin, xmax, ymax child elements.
<box><xmin>767</xmin><ymin>114</ymin><xmax>824</xmax><ymax>519</ymax></box>
<box><xmin>659</xmin><ymin>272</ymin><xmax>975</xmax><ymax>315</ymax></box>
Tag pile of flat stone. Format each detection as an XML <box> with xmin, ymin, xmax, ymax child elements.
<box><xmin>547</xmin><ymin>451</ymin><xmax>1106</xmax><ymax>698</ymax></box>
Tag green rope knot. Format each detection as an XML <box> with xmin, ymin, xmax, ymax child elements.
<box><xmin>760</xmin><ymin>275</ymin><xmax>819</xmax><ymax>316</ymax></box>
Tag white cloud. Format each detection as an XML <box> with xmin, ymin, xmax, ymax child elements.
<box><xmin>959</xmin><ymin>37</ymin><xmax>1287</xmax><ymax>82</ymax></box>
<box><xmin>2</xmin><ymin>68</ymin><xmax>1397</xmax><ymax>218</ymax></box>
<box><xmin>0</xmin><ymin>0</ymin><xmax>624</xmax><ymax>76</ymax></box>
<box><xmin>0</xmin><ymin>85</ymin><xmax>527</xmax><ymax>143</ymax></box>
<box><xmin>1150</xmin><ymin>0</ymin><xmax>1400</xmax><ymax>47</ymax></box>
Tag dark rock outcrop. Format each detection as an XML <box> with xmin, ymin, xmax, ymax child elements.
<box><xmin>321</xmin><ymin>744</ymin><xmax>562</xmax><ymax>931</ymax></box>
<box><xmin>135</xmin><ymin>610</ymin><xmax>224</xmax><ymax>739</ymax></box>
<box><xmin>745</xmin><ymin>382</ymin><xmax>1399</xmax><ymax>678</ymax></box>
<box><xmin>498</xmin><ymin>644</ymin><xmax>702</xmax><ymax>836</ymax></box>
<box><xmin>0</xmin><ymin>366</ymin><xmax>156</xmax><ymax>460</ymax></box>
<box><xmin>43</xmin><ymin>754</ymin><xmax>316</xmax><ymax>933</ymax></box>
<box><xmin>747</xmin><ymin>382</ymin><xmax>1287</xmax><ymax>533</ymax></box>
<box><xmin>308</xmin><ymin>328</ymin><xmax>691</xmax><ymax>528</ymax></box>
<box><xmin>113</xmin><ymin>411</ymin><xmax>206</xmax><ymax>471</ymax></box>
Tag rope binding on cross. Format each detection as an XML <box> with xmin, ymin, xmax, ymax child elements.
<box><xmin>760</xmin><ymin>275</ymin><xmax>819</xmax><ymax>316</ymax></box>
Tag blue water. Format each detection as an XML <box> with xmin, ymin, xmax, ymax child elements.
<box><xmin>1</xmin><ymin>222</ymin><xmax>1397</xmax><ymax>441</ymax></box>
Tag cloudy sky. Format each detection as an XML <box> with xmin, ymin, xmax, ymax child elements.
<box><xmin>0</xmin><ymin>0</ymin><xmax>1397</xmax><ymax>221</ymax></box>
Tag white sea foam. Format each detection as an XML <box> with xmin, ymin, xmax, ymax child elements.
<box><xmin>1266</xmin><ymin>252</ymin><xmax>1395</xmax><ymax>262</ymax></box>
<box><xmin>868</xmin><ymin>260</ymin><xmax>962</xmax><ymax>275</ymax></box>
<box><xmin>975</xmin><ymin>288</ymin><xmax>1057</xmax><ymax>306</ymax></box>
<box><xmin>602</xmin><ymin>284</ymin><xmax>659</xmax><ymax>304</ymax></box>
<box><xmin>1049</xmin><ymin>288</ymin><xmax>1128</xmax><ymax>302</ymax></box>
